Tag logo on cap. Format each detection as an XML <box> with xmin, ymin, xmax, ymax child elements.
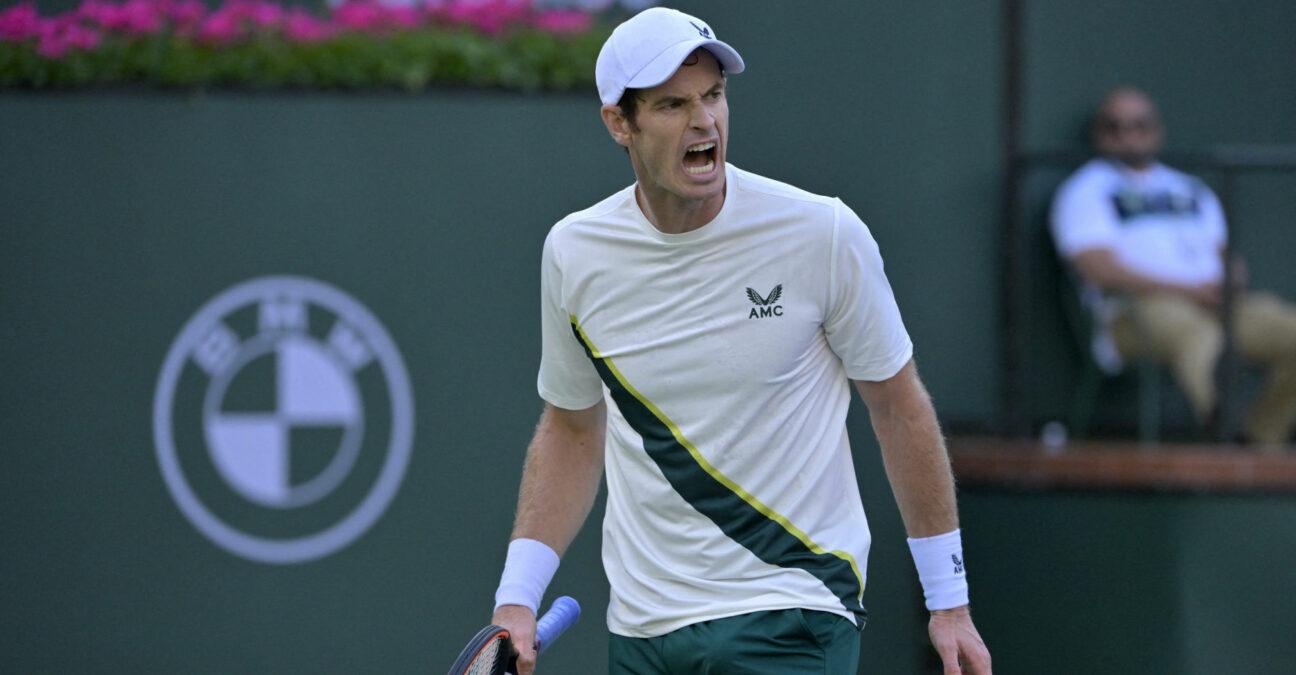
<box><xmin>153</xmin><ymin>276</ymin><xmax>414</xmax><ymax>564</ymax></box>
<box><xmin>689</xmin><ymin>20</ymin><xmax>711</xmax><ymax>38</ymax></box>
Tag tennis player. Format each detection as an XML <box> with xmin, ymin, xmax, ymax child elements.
<box><xmin>490</xmin><ymin>7</ymin><xmax>992</xmax><ymax>674</ymax></box>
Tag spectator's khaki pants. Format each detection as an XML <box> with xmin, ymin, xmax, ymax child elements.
<box><xmin>1111</xmin><ymin>291</ymin><xmax>1296</xmax><ymax>445</ymax></box>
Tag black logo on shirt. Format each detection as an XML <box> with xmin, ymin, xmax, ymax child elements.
<box><xmin>1110</xmin><ymin>189</ymin><xmax>1200</xmax><ymax>222</ymax></box>
<box><xmin>747</xmin><ymin>284</ymin><xmax>783</xmax><ymax>319</ymax></box>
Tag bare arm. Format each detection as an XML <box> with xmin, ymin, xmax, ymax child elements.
<box><xmin>510</xmin><ymin>401</ymin><xmax>607</xmax><ymax>554</ymax></box>
<box><xmin>853</xmin><ymin>359</ymin><xmax>955</xmax><ymax>538</ymax></box>
<box><xmin>854</xmin><ymin>360</ymin><xmax>992</xmax><ymax>674</ymax></box>
<box><xmin>1070</xmin><ymin>248</ymin><xmax>1220</xmax><ymax>309</ymax></box>
<box><xmin>492</xmin><ymin>401</ymin><xmax>606</xmax><ymax>675</ymax></box>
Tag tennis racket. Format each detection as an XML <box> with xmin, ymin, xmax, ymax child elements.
<box><xmin>447</xmin><ymin>596</ymin><xmax>581</xmax><ymax>675</ymax></box>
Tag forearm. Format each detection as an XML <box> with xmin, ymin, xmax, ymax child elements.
<box><xmin>509</xmin><ymin>402</ymin><xmax>607</xmax><ymax>557</ymax></box>
<box><xmin>874</xmin><ymin>402</ymin><xmax>958</xmax><ymax>537</ymax></box>
<box><xmin>1071</xmin><ymin>248</ymin><xmax>1203</xmax><ymax>296</ymax></box>
<box><xmin>1094</xmin><ymin>267</ymin><xmax>1185</xmax><ymax>296</ymax></box>
<box><xmin>856</xmin><ymin>362</ymin><xmax>958</xmax><ymax>538</ymax></box>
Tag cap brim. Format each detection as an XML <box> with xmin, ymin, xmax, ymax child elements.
<box><xmin>623</xmin><ymin>38</ymin><xmax>745</xmax><ymax>93</ymax></box>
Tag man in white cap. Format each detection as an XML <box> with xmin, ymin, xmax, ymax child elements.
<box><xmin>490</xmin><ymin>7</ymin><xmax>992</xmax><ymax>674</ymax></box>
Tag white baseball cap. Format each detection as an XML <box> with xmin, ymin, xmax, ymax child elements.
<box><xmin>595</xmin><ymin>7</ymin><xmax>745</xmax><ymax>105</ymax></box>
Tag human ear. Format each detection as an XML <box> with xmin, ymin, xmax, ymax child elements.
<box><xmin>601</xmin><ymin>104</ymin><xmax>633</xmax><ymax>149</ymax></box>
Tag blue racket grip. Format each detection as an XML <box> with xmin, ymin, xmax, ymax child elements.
<box><xmin>535</xmin><ymin>596</ymin><xmax>580</xmax><ymax>654</ymax></box>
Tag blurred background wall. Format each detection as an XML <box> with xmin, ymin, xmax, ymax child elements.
<box><xmin>2</xmin><ymin>0</ymin><xmax>1294</xmax><ymax>673</ymax></box>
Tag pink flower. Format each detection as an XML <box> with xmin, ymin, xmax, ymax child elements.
<box><xmin>284</xmin><ymin>7</ymin><xmax>332</xmax><ymax>43</ymax></box>
<box><xmin>328</xmin><ymin>0</ymin><xmax>426</xmax><ymax>34</ymax></box>
<box><xmin>8</xmin><ymin>0</ymin><xmax>600</xmax><ymax>60</ymax></box>
<box><xmin>64</xmin><ymin>22</ymin><xmax>100</xmax><ymax>49</ymax></box>
<box><xmin>242</xmin><ymin>1</ymin><xmax>283</xmax><ymax>29</ymax></box>
<box><xmin>114</xmin><ymin>0</ymin><xmax>165</xmax><ymax>35</ymax></box>
<box><xmin>35</xmin><ymin>15</ymin><xmax>100</xmax><ymax>58</ymax></box>
<box><xmin>36</xmin><ymin>35</ymin><xmax>69</xmax><ymax>57</ymax></box>
<box><xmin>387</xmin><ymin>6</ymin><xmax>421</xmax><ymax>30</ymax></box>
<box><xmin>196</xmin><ymin>9</ymin><xmax>241</xmax><ymax>44</ymax></box>
<box><xmin>76</xmin><ymin>0</ymin><xmax>162</xmax><ymax>35</ymax></box>
<box><xmin>193</xmin><ymin>0</ymin><xmax>282</xmax><ymax>43</ymax></box>
<box><xmin>332</xmin><ymin>1</ymin><xmax>386</xmax><ymax>32</ymax></box>
<box><xmin>0</xmin><ymin>2</ymin><xmax>42</xmax><ymax>42</ymax></box>
<box><xmin>167</xmin><ymin>0</ymin><xmax>208</xmax><ymax>34</ymax></box>
<box><xmin>444</xmin><ymin>0</ymin><xmax>530</xmax><ymax>36</ymax></box>
<box><xmin>74</xmin><ymin>0</ymin><xmax>114</xmax><ymax>26</ymax></box>
<box><xmin>531</xmin><ymin>9</ymin><xmax>591</xmax><ymax>35</ymax></box>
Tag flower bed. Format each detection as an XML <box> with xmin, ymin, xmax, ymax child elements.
<box><xmin>0</xmin><ymin>0</ymin><xmax>610</xmax><ymax>91</ymax></box>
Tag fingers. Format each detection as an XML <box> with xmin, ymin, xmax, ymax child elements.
<box><xmin>491</xmin><ymin>604</ymin><xmax>539</xmax><ymax>674</ymax></box>
<box><xmin>937</xmin><ymin>642</ymin><xmax>962</xmax><ymax>675</ymax></box>
<box><xmin>513</xmin><ymin>642</ymin><xmax>538</xmax><ymax>675</ymax></box>
<box><xmin>958</xmin><ymin>637</ymin><xmax>993</xmax><ymax>675</ymax></box>
<box><xmin>929</xmin><ymin>607</ymin><xmax>992</xmax><ymax>675</ymax></box>
<box><xmin>505</xmin><ymin>629</ymin><xmax>539</xmax><ymax>675</ymax></box>
<box><xmin>935</xmin><ymin>634</ymin><xmax>992</xmax><ymax>675</ymax></box>
<box><xmin>928</xmin><ymin>615</ymin><xmax>963</xmax><ymax>675</ymax></box>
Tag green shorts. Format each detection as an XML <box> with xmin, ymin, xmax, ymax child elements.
<box><xmin>608</xmin><ymin>608</ymin><xmax>860</xmax><ymax>674</ymax></box>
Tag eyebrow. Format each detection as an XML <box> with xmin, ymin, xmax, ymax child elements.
<box><xmin>1100</xmin><ymin>115</ymin><xmax>1155</xmax><ymax>126</ymax></box>
<box><xmin>644</xmin><ymin>80</ymin><xmax>726</xmax><ymax>107</ymax></box>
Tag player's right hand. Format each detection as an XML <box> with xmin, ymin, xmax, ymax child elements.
<box><xmin>929</xmin><ymin>605</ymin><xmax>992</xmax><ymax>674</ymax></box>
<box><xmin>492</xmin><ymin>604</ymin><xmax>538</xmax><ymax>675</ymax></box>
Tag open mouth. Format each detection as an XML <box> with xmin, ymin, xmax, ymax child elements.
<box><xmin>683</xmin><ymin>141</ymin><xmax>717</xmax><ymax>175</ymax></box>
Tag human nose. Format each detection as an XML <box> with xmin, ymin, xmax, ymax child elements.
<box><xmin>688</xmin><ymin>100</ymin><xmax>715</xmax><ymax>129</ymax></box>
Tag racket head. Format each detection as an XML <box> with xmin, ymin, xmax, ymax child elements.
<box><xmin>447</xmin><ymin>624</ymin><xmax>512</xmax><ymax>675</ymax></box>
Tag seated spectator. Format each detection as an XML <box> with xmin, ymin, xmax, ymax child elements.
<box><xmin>1050</xmin><ymin>86</ymin><xmax>1296</xmax><ymax>447</ymax></box>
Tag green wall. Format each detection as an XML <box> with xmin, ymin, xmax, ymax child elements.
<box><xmin>963</xmin><ymin>490</ymin><xmax>1296</xmax><ymax>675</ymax></box>
<box><xmin>1023</xmin><ymin>0</ymin><xmax>1296</xmax><ymax>149</ymax></box>
<box><xmin>3</xmin><ymin>1</ymin><xmax>1295</xmax><ymax>673</ymax></box>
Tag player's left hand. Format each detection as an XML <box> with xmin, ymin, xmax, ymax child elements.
<box><xmin>928</xmin><ymin>605</ymin><xmax>992</xmax><ymax>674</ymax></box>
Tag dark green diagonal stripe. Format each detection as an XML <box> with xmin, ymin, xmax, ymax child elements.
<box><xmin>571</xmin><ymin>321</ymin><xmax>865</xmax><ymax>621</ymax></box>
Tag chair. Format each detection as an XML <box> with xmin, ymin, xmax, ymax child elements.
<box><xmin>1055</xmin><ymin>263</ymin><xmax>1163</xmax><ymax>443</ymax></box>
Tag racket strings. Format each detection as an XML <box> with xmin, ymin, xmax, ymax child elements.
<box><xmin>465</xmin><ymin>636</ymin><xmax>506</xmax><ymax>675</ymax></box>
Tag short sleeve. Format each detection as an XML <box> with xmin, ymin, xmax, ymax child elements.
<box><xmin>1050</xmin><ymin>171</ymin><xmax>1119</xmax><ymax>258</ymax></box>
<box><xmin>1193</xmin><ymin>180</ymin><xmax>1229</xmax><ymax>249</ymax></box>
<box><xmin>823</xmin><ymin>201</ymin><xmax>914</xmax><ymax>382</ymax></box>
<box><xmin>536</xmin><ymin>231</ymin><xmax>605</xmax><ymax>410</ymax></box>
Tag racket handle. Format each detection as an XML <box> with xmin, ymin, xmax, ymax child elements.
<box><xmin>535</xmin><ymin>596</ymin><xmax>581</xmax><ymax>654</ymax></box>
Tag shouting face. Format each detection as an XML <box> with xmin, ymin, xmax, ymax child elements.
<box><xmin>603</xmin><ymin>49</ymin><xmax>729</xmax><ymax>231</ymax></box>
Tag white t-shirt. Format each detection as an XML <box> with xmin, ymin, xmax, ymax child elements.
<box><xmin>538</xmin><ymin>165</ymin><xmax>913</xmax><ymax>638</ymax></box>
<box><xmin>1050</xmin><ymin>158</ymin><xmax>1227</xmax><ymax>371</ymax></box>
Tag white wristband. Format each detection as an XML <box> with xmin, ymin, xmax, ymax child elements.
<box><xmin>907</xmin><ymin>529</ymin><xmax>970</xmax><ymax>611</ymax></box>
<box><xmin>493</xmin><ymin>538</ymin><xmax>560</xmax><ymax>615</ymax></box>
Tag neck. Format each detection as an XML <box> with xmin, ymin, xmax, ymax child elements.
<box><xmin>1108</xmin><ymin>155</ymin><xmax>1157</xmax><ymax>173</ymax></box>
<box><xmin>635</xmin><ymin>188</ymin><xmax>724</xmax><ymax>234</ymax></box>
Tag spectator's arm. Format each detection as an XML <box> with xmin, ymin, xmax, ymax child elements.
<box><xmin>1071</xmin><ymin>247</ymin><xmax>1220</xmax><ymax>309</ymax></box>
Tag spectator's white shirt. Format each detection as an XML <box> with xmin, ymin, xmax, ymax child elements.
<box><xmin>1051</xmin><ymin>158</ymin><xmax>1227</xmax><ymax>371</ymax></box>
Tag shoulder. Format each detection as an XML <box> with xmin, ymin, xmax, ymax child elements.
<box><xmin>1151</xmin><ymin>161</ymin><xmax>1196</xmax><ymax>182</ymax></box>
<box><xmin>1057</xmin><ymin>158</ymin><xmax>1119</xmax><ymax>197</ymax></box>
<box><xmin>1052</xmin><ymin>160</ymin><xmax>1125</xmax><ymax>221</ymax></box>
<box><xmin>550</xmin><ymin>182</ymin><xmax>637</xmax><ymax>234</ymax></box>
<box><xmin>728</xmin><ymin>165</ymin><xmax>863</xmax><ymax>243</ymax></box>
<box><xmin>730</xmin><ymin>165</ymin><xmax>842</xmax><ymax>215</ymax></box>
<box><xmin>1151</xmin><ymin>162</ymin><xmax>1214</xmax><ymax>195</ymax></box>
<box><xmin>544</xmin><ymin>183</ymin><xmax>637</xmax><ymax>249</ymax></box>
